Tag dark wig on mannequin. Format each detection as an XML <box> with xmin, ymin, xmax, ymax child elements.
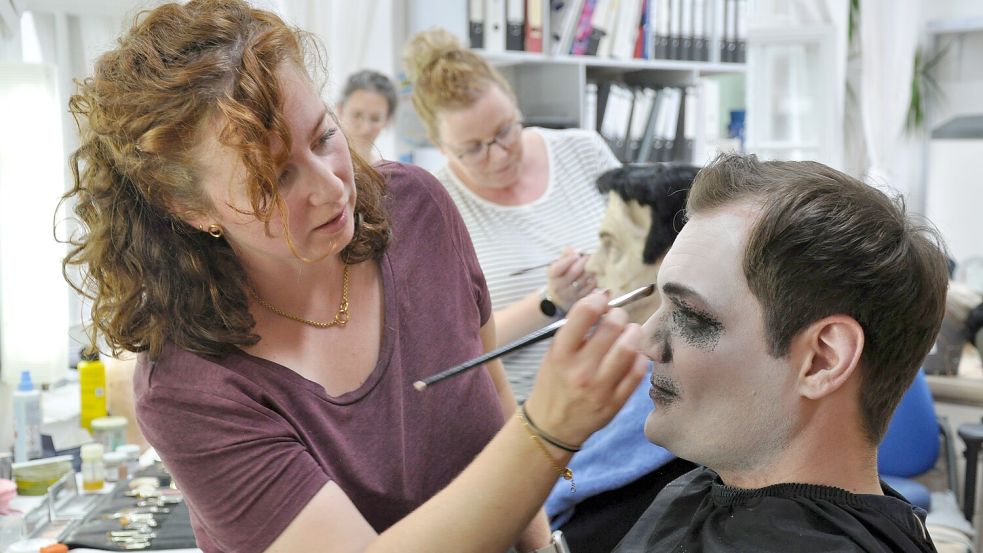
<box><xmin>596</xmin><ymin>163</ymin><xmax>700</xmax><ymax>264</ymax></box>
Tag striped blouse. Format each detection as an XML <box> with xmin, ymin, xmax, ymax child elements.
<box><xmin>433</xmin><ymin>127</ymin><xmax>620</xmax><ymax>399</ymax></box>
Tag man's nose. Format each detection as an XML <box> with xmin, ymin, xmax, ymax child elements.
<box><xmin>640</xmin><ymin>317</ymin><xmax>671</xmax><ymax>364</ymax></box>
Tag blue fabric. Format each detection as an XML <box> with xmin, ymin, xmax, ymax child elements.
<box><xmin>878</xmin><ymin>369</ymin><xmax>938</xmax><ymax>477</ymax></box>
<box><xmin>545</xmin><ymin>368</ymin><xmax>676</xmax><ymax>528</ymax></box>
<box><xmin>881</xmin><ymin>475</ymin><xmax>932</xmax><ymax>511</ymax></box>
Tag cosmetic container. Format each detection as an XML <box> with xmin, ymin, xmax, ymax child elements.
<box><xmin>12</xmin><ymin>371</ymin><xmax>42</xmax><ymax>463</ymax></box>
<box><xmin>78</xmin><ymin>350</ymin><xmax>107</xmax><ymax>431</ymax></box>
<box><xmin>81</xmin><ymin>443</ymin><xmax>105</xmax><ymax>492</ymax></box>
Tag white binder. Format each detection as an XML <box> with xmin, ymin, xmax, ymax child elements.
<box><xmin>485</xmin><ymin>0</ymin><xmax>507</xmax><ymax>53</ymax></box>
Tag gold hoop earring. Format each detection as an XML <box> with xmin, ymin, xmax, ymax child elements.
<box><xmin>207</xmin><ymin>224</ymin><xmax>224</xmax><ymax>238</ymax></box>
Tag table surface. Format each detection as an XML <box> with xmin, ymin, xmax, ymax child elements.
<box><xmin>926</xmin><ymin>344</ymin><xmax>983</xmax><ymax>405</ymax></box>
<box><xmin>8</xmin><ymin>479</ymin><xmax>202</xmax><ymax>552</ymax></box>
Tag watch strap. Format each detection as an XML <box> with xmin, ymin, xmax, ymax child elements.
<box><xmin>531</xmin><ymin>531</ymin><xmax>571</xmax><ymax>553</ymax></box>
<box><xmin>538</xmin><ymin>287</ymin><xmax>565</xmax><ymax>319</ymax></box>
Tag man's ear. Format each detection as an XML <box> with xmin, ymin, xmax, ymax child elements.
<box><xmin>792</xmin><ymin>315</ymin><xmax>865</xmax><ymax>400</ymax></box>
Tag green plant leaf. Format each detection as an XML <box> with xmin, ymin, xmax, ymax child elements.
<box><xmin>905</xmin><ymin>44</ymin><xmax>949</xmax><ymax>136</ymax></box>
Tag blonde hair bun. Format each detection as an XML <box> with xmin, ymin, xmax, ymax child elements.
<box><xmin>403</xmin><ymin>28</ymin><xmax>464</xmax><ymax>83</ymax></box>
<box><xmin>402</xmin><ymin>27</ymin><xmax>514</xmax><ymax>143</ymax></box>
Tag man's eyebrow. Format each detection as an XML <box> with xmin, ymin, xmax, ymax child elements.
<box><xmin>662</xmin><ymin>282</ymin><xmax>713</xmax><ymax>310</ymax></box>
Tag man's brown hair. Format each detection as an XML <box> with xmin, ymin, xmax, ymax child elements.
<box><xmin>688</xmin><ymin>154</ymin><xmax>949</xmax><ymax>442</ymax></box>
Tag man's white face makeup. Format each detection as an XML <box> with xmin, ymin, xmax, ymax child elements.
<box><xmin>639</xmin><ymin>204</ymin><xmax>798</xmax><ymax>477</ymax></box>
<box><xmin>586</xmin><ymin>195</ymin><xmax>661</xmax><ymax>325</ymax></box>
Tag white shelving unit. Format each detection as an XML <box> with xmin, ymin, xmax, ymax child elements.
<box><xmin>394</xmin><ymin>1</ymin><xmax>747</xmax><ymax>167</ymax></box>
<box><xmin>918</xmin><ymin>17</ymin><xmax>983</xmax><ymax>268</ymax></box>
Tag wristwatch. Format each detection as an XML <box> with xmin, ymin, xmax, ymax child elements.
<box><xmin>530</xmin><ymin>531</ymin><xmax>571</xmax><ymax>553</ymax></box>
<box><xmin>538</xmin><ymin>287</ymin><xmax>565</xmax><ymax>319</ymax></box>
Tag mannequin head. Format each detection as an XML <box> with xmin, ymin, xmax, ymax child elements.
<box><xmin>586</xmin><ymin>164</ymin><xmax>699</xmax><ymax>324</ymax></box>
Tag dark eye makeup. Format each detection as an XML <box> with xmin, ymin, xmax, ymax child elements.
<box><xmin>669</xmin><ymin>298</ymin><xmax>724</xmax><ymax>351</ymax></box>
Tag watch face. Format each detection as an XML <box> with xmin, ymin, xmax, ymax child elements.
<box><xmin>540</xmin><ymin>298</ymin><xmax>557</xmax><ymax>317</ymax></box>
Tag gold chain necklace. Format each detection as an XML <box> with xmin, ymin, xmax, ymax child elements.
<box><xmin>252</xmin><ymin>263</ymin><xmax>351</xmax><ymax>328</ymax></box>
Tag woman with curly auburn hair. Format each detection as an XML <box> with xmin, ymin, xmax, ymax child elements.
<box><xmin>63</xmin><ymin>1</ymin><xmax>646</xmax><ymax>552</ymax></box>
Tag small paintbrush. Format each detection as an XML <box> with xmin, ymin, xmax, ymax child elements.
<box><xmin>413</xmin><ymin>284</ymin><xmax>655</xmax><ymax>391</ymax></box>
<box><xmin>507</xmin><ymin>251</ymin><xmax>593</xmax><ymax>277</ymax></box>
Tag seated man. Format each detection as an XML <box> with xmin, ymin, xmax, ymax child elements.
<box><xmin>551</xmin><ymin>164</ymin><xmax>701</xmax><ymax>553</ymax></box>
<box><xmin>615</xmin><ymin>154</ymin><xmax>948</xmax><ymax>552</ymax></box>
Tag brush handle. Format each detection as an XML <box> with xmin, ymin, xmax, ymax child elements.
<box><xmin>414</xmin><ymin>319</ymin><xmax>565</xmax><ymax>390</ymax></box>
<box><xmin>413</xmin><ymin>284</ymin><xmax>655</xmax><ymax>391</ymax></box>
<box><xmin>508</xmin><ymin>251</ymin><xmax>592</xmax><ymax>277</ymax></box>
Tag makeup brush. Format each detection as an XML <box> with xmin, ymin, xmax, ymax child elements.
<box><xmin>413</xmin><ymin>284</ymin><xmax>655</xmax><ymax>391</ymax></box>
<box><xmin>508</xmin><ymin>251</ymin><xmax>593</xmax><ymax>277</ymax></box>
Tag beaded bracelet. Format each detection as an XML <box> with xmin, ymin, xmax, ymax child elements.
<box><xmin>519</xmin><ymin>402</ymin><xmax>582</xmax><ymax>453</ymax></box>
<box><xmin>516</xmin><ymin>409</ymin><xmax>576</xmax><ymax>493</ymax></box>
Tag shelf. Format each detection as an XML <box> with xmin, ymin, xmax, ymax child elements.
<box><xmin>926</xmin><ymin>17</ymin><xmax>983</xmax><ymax>36</ymax></box>
<box><xmin>474</xmin><ymin>49</ymin><xmax>746</xmax><ymax>74</ymax></box>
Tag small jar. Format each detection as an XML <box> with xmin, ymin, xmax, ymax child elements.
<box><xmin>102</xmin><ymin>451</ymin><xmax>126</xmax><ymax>482</ymax></box>
<box><xmin>90</xmin><ymin>416</ymin><xmax>127</xmax><ymax>452</ymax></box>
<box><xmin>116</xmin><ymin>444</ymin><xmax>142</xmax><ymax>479</ymax></box>
<box><xmin>80</xmin><ymin>443</ymin><xmax>105</xmax><ymax>492</ymax></box>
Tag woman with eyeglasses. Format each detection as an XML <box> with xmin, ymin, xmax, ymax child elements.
<box><xmin>404</xmin><ymin>29</ymin><xmax>620</xmax><ymax>402</ymax></box>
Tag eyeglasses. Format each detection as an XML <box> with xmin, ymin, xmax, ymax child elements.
<box><xmin>451</xmin><ymin>121</ymin><xmax>523</xmax><ymax>166</ymax></box>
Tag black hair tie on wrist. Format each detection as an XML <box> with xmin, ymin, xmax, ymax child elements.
<box><xmin>519</xmin><ymin>401</ymin><xmax>581</xmax><ymax>453</ymax></box>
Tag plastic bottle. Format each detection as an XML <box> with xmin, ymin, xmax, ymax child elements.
<box><xmin>12</xmin><ymin>371</ymin><xmax>42</xmax><ymax>463</ymax></box>
<box><xmin>78</xmin><ymin>350</ymin><xmax>107</xmax><ymax>432</ymax></box>
<box><xmin>80</xmin><ymin>443</ymin><xmax>105</xmax><ymax>492</ymax></box>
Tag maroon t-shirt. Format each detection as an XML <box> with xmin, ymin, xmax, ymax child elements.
<box><xmin>134</xmin><ymin>163</ymin><xmax>504</xmax><ymax>553</ymax></box>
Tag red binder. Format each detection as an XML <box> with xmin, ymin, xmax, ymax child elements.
<box><xmin>526</xmin><ymin>0</ymin><xmax>544</xmax><ymax>52</ymax></box>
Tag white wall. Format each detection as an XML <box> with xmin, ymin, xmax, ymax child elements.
<box><xmin>920</xmin><ymin>3</ymin><xmax>983</xmax><ymax>268</ymax></box>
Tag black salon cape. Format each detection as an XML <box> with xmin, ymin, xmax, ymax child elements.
<box><xmin>612</xmin><ymin>467</ymin><xmax>937</xmax><ymax>553</ymax></box>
